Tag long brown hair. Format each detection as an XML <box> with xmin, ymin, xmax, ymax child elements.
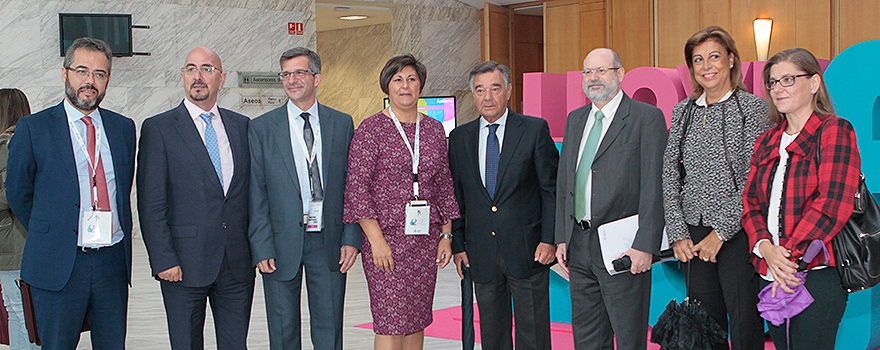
<box><xmin>762</xmin><ymin>48</ymin><xmax>835</xmax><ymax>125</ymax></box>
<box><xmin>0</xmin><ymin>88</ymin><xmax>30</xmax><ymax>132</ymax></box>
<box><xmin>684</xmin><ymin>26</ymin><xmax>747</xmax><ymax>97</ymax></box>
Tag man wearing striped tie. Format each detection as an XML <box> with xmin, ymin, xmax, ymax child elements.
<box><xmin>448</xmin><ymin>61</ymin><xmax>559</xmax><ymax>350</ymax></box>
<box><xmin>554</xmin><ymin>48</ymin><xmax>667</xmax><ymax>350</ymax></box>
<box><xmin>138</xmin><ymin>47</ymin><xmax>254</xmax><ymax>350</ymax></box>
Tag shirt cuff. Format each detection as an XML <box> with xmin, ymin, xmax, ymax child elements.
<box><xmin>753</xmin><ymin>239</ymin><xmax>770</xmax><ymax>258</ymax></box>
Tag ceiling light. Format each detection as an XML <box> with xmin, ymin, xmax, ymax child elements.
<box><xmin>339</xmin><ymin>15</ymin><xmax>368</xmax><ymax>20</ymax></box>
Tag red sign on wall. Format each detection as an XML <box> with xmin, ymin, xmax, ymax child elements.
<box><xmin>288</xmin><ymin>22</ymin><xmax>303</xmax><ymax>35</ymax></box>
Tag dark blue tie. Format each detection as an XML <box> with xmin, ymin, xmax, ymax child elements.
<box><xmin>486</xmin><ymin>124</ymin><xmax>499</xmax><ymax>200</ymax></box>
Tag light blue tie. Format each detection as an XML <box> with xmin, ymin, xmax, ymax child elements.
<box><xmin>486</xmin><ymin>124</ymin><xmax>500</xmax><ymax>200</ymax></box>
<box><xmin>574</xmin><ymin>110</ymin><xmax>605</xmax><ymax>221</ymax></box>
<box><xmin>200</xmin><ymin>112</ymin><xmax>223</xmax><ymax>186</ymax></box>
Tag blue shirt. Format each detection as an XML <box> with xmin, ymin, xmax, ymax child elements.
<box><xmin>63</xmin><ymin>99</ymin><xmax>123</xmax><ymax>247</ymax></box>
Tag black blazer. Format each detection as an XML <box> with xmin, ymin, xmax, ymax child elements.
<box><xmin>448</xmin><ymin>111</ymin><xmax>559</xmax><ymax>283</ymax></box>
<box><xmin>7</xmin><ymin>102</ymin><xmax>136</xmax><ymax>291</ymax></box>
<box><xmin>555</xmin><ymin>94</ymin><xmax>667</xmax><ymax>259</ymax></box>
<box><xmin>137</xmin><ymin>102</ymin><xmax>253</xmax><ymax>288</ymax></box>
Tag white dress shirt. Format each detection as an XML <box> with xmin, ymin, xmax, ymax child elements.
<box><xmin>183</xmin><ymin>98</ymin><xmax>234</xmax><ymax>194</ymax></box>
<box><xmin>575</xmin><ymin>89</ymin><xmax>624</xmax><ymax>221</ymax></box>
<box><xmin>63</xmin><ymin>99</ymin><xmax>123</xmax><ymax>247</ymax></box>
<box><xmin>287</xmin><ymin>99</ymin><xmax>323</xmax><ymax>214</ymax></box>
<box><xmin>478</xmin><ymin>109</ymin><xmax>509</xmax><ymax>186</ymax></box>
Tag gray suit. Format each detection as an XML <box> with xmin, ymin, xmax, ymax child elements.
<box><xmin>555</xmin><ymin>94</ymin><xmax>666</xmax><ymax>350</ymax></box>
<box><xmin>248</xmin><ymin>103</ymin><xmax>361</xmax><ymax>350</ymax></box>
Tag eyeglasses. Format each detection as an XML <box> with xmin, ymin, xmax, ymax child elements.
<box><xmin>582</xmin><ymin>67</ymin><xmax>622</xmax><ymax>76</ymax></box>
<box><xmin>65</xmin><ymin>67</ymin><xmax>108</xmax><ymax>81</ymax></box>
<box><xmin>279</xmin><ymin>70</ymin><xmax>316</xmax><ymax>79</ymax></box>
<box><xmin>765</xmin><ymin>73</ymin><xmax>812</xmax><ymax>90</ymax></box>
<box><xmin>182</xmin><ymin>66</ymin><xmax>222</xmax><ymax>75</ymax></box>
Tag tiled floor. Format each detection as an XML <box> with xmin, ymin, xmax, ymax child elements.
<box><xmin>41</xmin><ymin>236</ymin><xmax>475</xmax><ymax>349</ymax></box>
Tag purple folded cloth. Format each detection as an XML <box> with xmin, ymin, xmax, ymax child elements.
<box><xmin>757</xmin><ymin>271</ymin><xmax>814</xmax><ymax>326</ymax></box>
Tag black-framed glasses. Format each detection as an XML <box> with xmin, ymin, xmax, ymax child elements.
<box><xmin>182</xmin><ymin>66</ymin><xmax>222</xmax><ymax>75</ymax></box>
<box><xmin>65</xmin><ymin>67</ymin><xmax>108</xmax><ymax>80</ymax></box>
<box><xmin>582</xmin><ymin>67</ymin><xmax>622</xmax><ymax>76</ymax></box>
<box><xmin>765</xmin><ymin>73</ymin><xmax>812</xmax><ymax>90</ymax></box>
<box><xmin>279</xmin><ymin>69</ymin><xmax>316</xmax><ymax>79</ymax></box>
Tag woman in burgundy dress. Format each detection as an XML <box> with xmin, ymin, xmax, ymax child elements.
<box><xmin>344</xmin><ymin>54</ymin><xmax>460</xmax><ymax>350</ymax></box>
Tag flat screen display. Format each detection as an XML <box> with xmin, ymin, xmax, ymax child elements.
<box><xmin>59</xmin><ymin>13</ymin><xmax>133</xmax><ymax>57</ymax></box>
<box><xmin>383</xmin><ymin>96</ymin><xmax>456</xmax><ymax>137</ymax></box>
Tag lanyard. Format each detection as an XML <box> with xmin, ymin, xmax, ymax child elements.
<box><xmin>388</xmin><ymin>107</ymin><xmax>421</xmax><ymax>198</ymax></box>
<box><xmin>69</xmin><ymin>117</ymin><xmax>103</xmax><ymax>210</ymax></box>
<box><xmin>292</xmin><ymin>113</ymin><xmax>320</xmax><ymax>168</ymax></box>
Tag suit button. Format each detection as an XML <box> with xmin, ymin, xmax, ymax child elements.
<box><xmin>491</xmin><ymin>206</ymin><xmax>497</xmax><ymax>212</ymax></box>
<box><xmin>75</xmin><ymin>203</ymin><xmax>80</xmax><ymax>208</ymax></box>
<box><xmin>299</xmin><ymin>222</ymin><xmax>304</xmax><ymax>227</ymax></box>
<box><xmin>491</xmin><ymin>231</ymin><xmax>496</xmax><ymax>236</ymax></box>
<box><xmin>222</xmin><ymin>223</ymin><xmax>227</xmax><ymax>229</ymax></box>
<box><xmin>73</xmin><ymin>230</ymin><xmax>78</xmax><ymax>235</ymax></box>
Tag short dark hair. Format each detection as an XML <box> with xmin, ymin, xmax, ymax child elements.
<box><xmin>468</xmin><ymin>61</ymin><xmax>511</xmax><ymax>93</ymax></box>
<box><xmin>379</xmin><ymin>54</ymin><xmax>427</xmax><ymax>95</ymax></box>
<box><xmin>763</xmin><ymin>48</ymin><xmax>835</xmax><ymax>125</ymax></box>
<box><xmin>63</xmin><ymin>37</ymin><xmax>113</xmax><ymax>74</ymax></box>
<box><xmin>280</xmin><ymin>47</ymin><xmax>321</xmax><ymax>74</ymax></box>
<box><xmin>0</xmin><ymin>88</ymin><xmax>30</xmax><ymax>132</ymax></box>
<box><xmin>684</xmin><ymin>26</ymin><xmax>746</xmax><ymax>97</ymax></box>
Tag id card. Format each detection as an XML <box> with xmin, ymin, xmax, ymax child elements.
<box><xmin>306</xmin><ymin>200</ymin><xmax>324</xmax><ymax>232</ymax></box>
<box><xmin>405</xmin><ymin>200</ymin><xmax>430</xmax><ymax>235</ymax></box>
<box><xmin>80</xmin><ymin>210</ymin><xmax>112</xmax><ymax>246</ymax></box>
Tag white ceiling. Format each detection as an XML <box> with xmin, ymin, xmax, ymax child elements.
<box><xmin>316</xmin><ymin>1</ymin><xmax>394</xmax><ymax>32</ymax></box>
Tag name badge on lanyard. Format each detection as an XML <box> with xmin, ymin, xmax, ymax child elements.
<box><xmin>70</xmin><ymin>117</ymin><xmax>112</xmax><ymax>246</ymax></box>
<box><xmin>306</xmin><ymin>200</ymin><xmax>324</xmax><ymax>232</ymax></box>
<box><xmin>389</xmin><ymin>108</ymin><xmax>430</xmax><ymax>235</ymax></box>
<box><xmin>293</xmin><ymin>114</ymin><xmax>324</xmax><ymax>232</ymax></box>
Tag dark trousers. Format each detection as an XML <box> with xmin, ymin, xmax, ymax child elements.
<box><xmin>568</xmin><ymin>226</ymin><xmax>651</xmax><ymax>350</ymax></box>
<box><xmin>758</xmin><ymin>268</ymin><xmax>848</xmax><ymax>350</ymax></box>
<box><xmin>685</xmin><ymin>225</ymin><xmax>764</xmax><ymax>350</ymax></box>
<box><xmin>262</xmin><ymin>230</ymin><xmax>346</xmax><ymax>350</ymax></box>
<box><xmin>473</xmin><ymin>253</ymin><xmax>551</xmax><ymax>350</ymax></box>
<box><xmin>160</xmin><ymin>255</ymin><xmax>255</xmax><ymax>350</ymax></box>
<box><xmin>31</xmin><ymin>243</ymin><xmax>128</xmax><ymax>350</ymax></box>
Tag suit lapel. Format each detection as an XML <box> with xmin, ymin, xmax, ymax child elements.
<box><xmin>495</xmin><ymin>112</ymin><xmax>524</xmax><ymax>192</ymax></box>
<box><xmin>318</xmin><ymin>104</ymin><xmax>334</xmax><ymax>175</ymax></box>
<box><xmin>49</xmin><ymin>103</ymin><xmax>78</xmax><ymax>181</ymax></box>
<box><xmin>463</xmin><ymin>119</ymin><xmax>491</xmax><ymax>202</ymax></box>
<box><xmin>100</xmin><ymin>109</ymin><xmax>130</xmax><ymax>213</ymax></box>
<box><xmin>171</xmin><ymin>103</ymin><xmax>223</xmax><ymax>192</ymax></box>
<box><xmin>271</xmin><ymin>107</ymin><xmax>301</xmax><ymax>194</ymax></box>
<box><xmin>594</xmin><ymin>96</ymin><xmax>629</xmax><ymax>161</ymax></box>
<box><xmin>566</xmin><ymin>106</ymin><xmax>590</xmax><ymax>185</ymax></box>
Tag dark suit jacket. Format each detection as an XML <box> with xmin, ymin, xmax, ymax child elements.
<box><xmin>138</xmin><ymin>102</ymin><xmax>253</xmax><ymax>288</ymax></box>
<box><xmin>7</xmin><ymin>102</ymin><xmax>136</xmax><ymax>291</ymax></box>
<box><xmin>448</xmin><ymin>111</ymin><xmax>559</xmax><ymax>283</ymax></box>
<box><xmin>555</xmin><ymin>94</ymin><xmax>667</xmax><ymax>261</ymax></box>
<box><xmin>248</xmin><ymin>104</ymin><xmax>361</xmax><ymax>282</ymax></box>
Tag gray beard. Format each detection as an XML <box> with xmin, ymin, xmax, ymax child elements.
<box><xmin>584</xmin><ymin>82</ymin><xmax>618</xmax><ymax>105</ymax></box>
<box><xmin>65</xmin><ymin>81</ymin><xmax>104</xmax><ymax>111</ymax></box>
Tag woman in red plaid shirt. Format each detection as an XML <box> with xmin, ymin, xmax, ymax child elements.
<box><xmin>742</xmin><ymin>48</ymin><xmax>861</xmax><ymax>350</ymax></box>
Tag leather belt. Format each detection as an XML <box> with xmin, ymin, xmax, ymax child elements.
<box><xmin>572</xmin><ymin>216</ymin><xmax>591</xmax><ymax>231</ymax></box>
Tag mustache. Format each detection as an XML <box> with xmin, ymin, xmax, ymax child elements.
<box><xmin>190</xmin><ymin>79</ymin><xmax>208</xmax><ymax>89</ymax></box>
<box><xmin>78</xmin><ymin>85</ymin><xmax>98</xmax><ymax>94</ymax></box>
<box><xmin>587</xmin><ymin>81</ymin><xmax>607</xmax><ymax>88</ymax></box>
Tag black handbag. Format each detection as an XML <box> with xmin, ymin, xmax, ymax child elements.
<box><xmin>815</xmin><ymin>122</ymin><xmax>880</xmax><ymax>293</ymax></box>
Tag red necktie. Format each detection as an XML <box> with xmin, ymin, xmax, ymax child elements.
<box><xmin>81</xmin><ymin>116</ymin><xmax>111</xmax><ymax>211</ymax></box>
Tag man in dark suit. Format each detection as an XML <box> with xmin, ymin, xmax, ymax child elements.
<box><xmin>555</xmin><ymin>48</ymin><xmax>667</xmax><ymax>350</ymax></box>
<box><xmin>448</xmin><ymin>61</ymin><xmax>559</xmax><ymax>350</ymax></box>
<box><xmin>248</xmin><ymin>47</ymin><xmax>360</xmax><ymax>350</ymax></box>
<box><xmin>7</xmin><ymin>37</ymin><xmax>136</xmax><ymax>349</ymax></box>
<box><xmin>138</xmin><ymin>47</ymin><xmax>254</xmax><ymax>350</ymax></box>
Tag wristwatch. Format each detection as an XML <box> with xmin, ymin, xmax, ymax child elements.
<box><xmin>440</xmin><ymin>232</ymin><xmax>453</xmax><ymax>240</ymax></box>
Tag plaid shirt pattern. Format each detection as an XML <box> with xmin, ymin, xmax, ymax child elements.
<box><xmin>742</xmin><ymin>113</ymin><xmax>860</xmax><ymax>275</ymax></box>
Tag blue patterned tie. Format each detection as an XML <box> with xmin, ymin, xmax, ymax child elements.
<box><xmin>486</xmin><ymin>124</ymin><xmax>500</xmax><ymax>200</ymax></box>
<box><xmin>574</xmin><ymin>110</ymin><xmax>604</xmax><ymax>220</ymax></box>
<box><xmin>200</xmin><ymin>112</ymin><xmax>223</xmax><ymax>186</ymax></box>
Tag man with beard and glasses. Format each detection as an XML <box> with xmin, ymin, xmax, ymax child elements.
<box><xmin>138</xmin><ymin>47</ymin><xmax>254</xmax><ymax>350</ymax></box>
<box><xmin>6</xmin><ymin>37</ymin><xmax>136</xmax><ymax>349</ymax></box>
<box><xmin>555</xmin><ymin>48</ymin><xmax>666</xmax><ymax>350</ymax></box>
<box><xmin>248</xmin><ymin>47</ymin><xmax>360</xmax><ymax>350</ymax></box>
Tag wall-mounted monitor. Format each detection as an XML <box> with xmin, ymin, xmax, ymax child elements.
<box><xmin>59</xmin><ymin>13</ymin><xmax>133</xmax><ymax>57</ymax></box>
<box><xmin>383</xmin><ymin>96</ymin><xmax>456</xmax><ymax>137</ymax></box>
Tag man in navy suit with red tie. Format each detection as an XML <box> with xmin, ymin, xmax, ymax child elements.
<box><xmin>7</xmin><ymin>37</ymin><xmax>136</xmax><ymax>349</ymax></box>
<box><xmin>138</xmin><ymin>47</ymin><xmax>254</xmax><ymax>350</ymax></box>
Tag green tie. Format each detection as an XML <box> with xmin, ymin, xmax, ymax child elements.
<box><xmin>574</xmin><ymin>110</ymin><xmax>605</xmax><ymax>221</ymax></box>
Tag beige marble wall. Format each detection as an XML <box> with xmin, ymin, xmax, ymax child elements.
<box><xmin>317</xmin><ymin>23</ymin><xmax>392</xmax><ymax>127</ymax></box>
<box><xmin>0</xmin><ymin>0</ymin><xmax>316</xmax><ymax>121</ymax></box>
